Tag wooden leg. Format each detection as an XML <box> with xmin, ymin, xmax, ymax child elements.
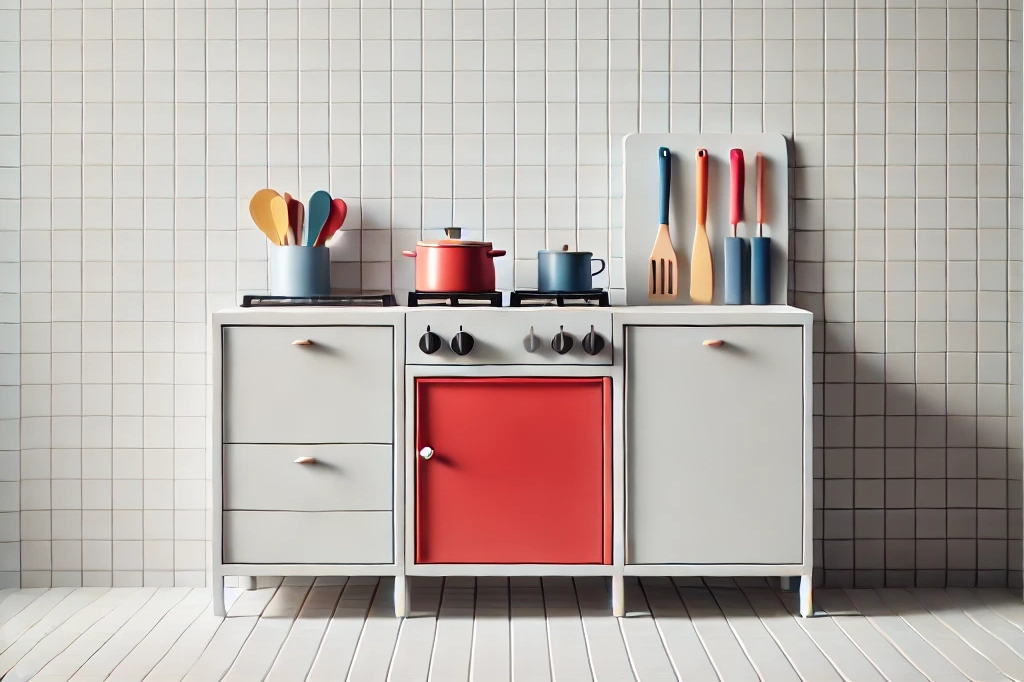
<box><xmin>799</xmin><ymin>574</ymin><xmax>813</xmax><ymax>618</ymax></box>
<box><xmin>213</xmin><ymin>574</ymin><xmax>225</xmax><ymax>617</ymax></box>
<box><xmin>394</xmin><ymin>575</ymin><xmax>409</xmax><ymax>618</ymax></box>
<box><xmin>612</xmin><ymin>575</ymin><xmax>624</xmax><ymax>617</ymax></box>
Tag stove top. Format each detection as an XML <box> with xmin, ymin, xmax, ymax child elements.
<box><xmin>407</xmin><ymin>291</ymin><xmax>503</xmax><ymax>307</ymax></box>
<box><xmin>509</xmin><ymin>290</ymin><xmax>610</xmax><ymax>307</ymax></box>
<box><xmin>242</xmin><ymin>294</ymin><xmax>398</xmax><ymax>307</ymax></box>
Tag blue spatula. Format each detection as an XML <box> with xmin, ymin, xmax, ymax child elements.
<box><xmin>305</xmin><ymin>191</ymin><xmax>332</xmax><ymax>246</ymax></box>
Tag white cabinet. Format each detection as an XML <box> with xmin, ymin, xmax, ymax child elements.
<box><xmin>211</xmin><ymin>309</ymin><xmax>405</xmax><ymax>618</ymax></box>
<box><xmin>626</xmin><ymin>325</ymin><xmax>804</xmax><ymax>565</ymax></box>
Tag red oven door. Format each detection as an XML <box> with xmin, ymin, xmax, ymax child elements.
<box><xmin>415</xmin><ymin>377</ymin><xmax>612</xmax><ymax>565</ymax></box>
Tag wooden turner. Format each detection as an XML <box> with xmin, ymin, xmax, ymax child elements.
<box><xmin>690</xmin><ymin>148</ymin><xmax>713</xmax><ymax>304</ymax></box>
<box><xmin>648</xmin><ymin>146</ymin><xmax>678</xmax><ymax>299</ymax></box>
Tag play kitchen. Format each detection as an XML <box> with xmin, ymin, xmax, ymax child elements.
<box><xmin>213</xmin><ymin>133</ymin><xmax>812</xmax><ymax>620</ymax></box>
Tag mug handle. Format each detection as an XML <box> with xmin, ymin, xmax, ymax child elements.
<box><xmin>591</xmin><ymin>258</ymin><xmax>606</xmax><ymax>277</ymax></box>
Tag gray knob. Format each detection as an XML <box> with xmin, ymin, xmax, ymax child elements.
<box><xmin>524</xmin><ymin>326</ymin><xmax>540</xmax><ymax>353</ymax></box>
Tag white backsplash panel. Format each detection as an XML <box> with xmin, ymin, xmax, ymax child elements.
<box><xmin>0</xmin><ymin>0</ymin><xmax>1021</xmax><ymax>588</ymax></box>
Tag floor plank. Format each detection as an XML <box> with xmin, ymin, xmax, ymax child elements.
<box><xmin>0</xmin><ymin>588</ymin><xmax>77</xmax><ymax>652</ymax></box>
<box><xmin>67</xmin><ymin>588</ymin><xmax>191</xmax><ymax>682</ymax></box>
<box><xmin>776</xmin><ymin>589</ymin><xmax>888</xmax><ymax>682</ymax></box>
<box><xmin>142</xmin><ymin>596</ymin><xmax>233</xmax><ymax>682</ymax></box>
<box><xmin>708</xmin><ymin>582</ymin><xmax>800</xmax><ymax>682</ymax></box>
<box><xmin>264</xmin><ymin>580</ymin><xmax>346</xmax><ymax>682</ymax></box>
<box><xmin>946</xmin><ymin>588</ymin><xmax>1024</xmax><ymax>660</ymax></box>
<box><xmin>428</xmin><ymin>576</ymin><xmax>475</xmax><ymax>682</ymax></box>
<box><xmin>542</xmin><ymin>576</ymin><xmax>593</xmax><ymax>682</ymax></box>
<box><xmin>638</xmin><ymin>577</ymin><xmax>719</xmax><ymax>681</ymax></box>
<box><xmin>876</xmin><ymin>588</ymin><xmax>1013</xmax><ymax>682</ymax></box>
<box><xmin>616</xmin><ymin>578</ymin><xmax>675</xmax><ymax>682</ymax></box>
<box><xmin>175</xmin><ymin>585</ymin><xmax>278</xmax><ymax>682</ymax></box>
<box><xmin>105</xmin><ymin>589</ymin><xmax>212</xmax><ymax>682</ymax></box>
<box><xmin>511</xmin><ymin>577</ymin><xmax>551</xmax><ymax>682</ymax></box>
<box><xmin>842</xmin><ymin>589</ymin><xmax>970</xmax><ymax>682</ymax></box>
<box><xmin>470</xmin><ymin>577</ymin><xmax>510</xmax><ymax>682</ymax></box>
<box><xmin>306</xmin><ymin>577</ymin><xmax>378</xmax><ymax>682</ymax></box>
<box><xmin>674</xmin><ymin>580</ymin><xmax>760</xmax><ymax>682</ymax></box>
<box><xmin>344</xmin><ymin>576</ymin><xmax>402</xmax><ymax>682</ymax></box>
<box><xmin>0</xmin><ymin>589</ymin><xmax>47</xmax><ymax>631</ymax></box>
<box><xmin>813</xmin><ymin>588</ymin><xmax>928</xmax><ymax>682</ymax></box>
<box><xmin>9</xmin><ymin>587</ymin><xmax>156</xmax><ymax>682</ymax></box>
<box><xmin>222</xmin><ymin>580</ymin><xmax>313</xmax><ymax>682</ymax></box>
<box><xmin>575</xmin><ymin>577</ymin><xmax>636</xmax><ymax>682</ymax></box>
<box><xmin>973</xmin><ymin>589</ymin><xmax>1024</xmax><ymax>630</ymax></box>
<box><xmin>0</xmin><ymin>588</ymin><xmax>108</xmax><ymax>675</ymax></box>
<box><xmin>387</xmin><ymin>577</ymin><xmax>443</xmax><ymax>682</ymax></box>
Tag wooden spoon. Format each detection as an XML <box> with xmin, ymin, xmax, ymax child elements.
<box><xmin>249</xmin><ymin>189</ymin><xmax>284</xmax><ymax>245</ymax></box>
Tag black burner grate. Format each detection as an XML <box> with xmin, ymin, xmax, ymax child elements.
<box><xmin>407</xmin><ymin>291</ymin><xmax>503</xmax><ymax>307</ymax></box>
<box><xmin>509</xmin><ymin>290</ymin><xmax>610</xmax><ymax>307</ymax></box>
<box><xmin>242</xmin><ymin>294</ymin><xmax>398</xmax><ymax>307</ymax></box>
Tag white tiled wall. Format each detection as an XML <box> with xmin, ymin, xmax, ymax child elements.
<box><xmin>0</xmin><ymin>0</ymin><xmax>1021</xmax><ymax>588</ymax></box>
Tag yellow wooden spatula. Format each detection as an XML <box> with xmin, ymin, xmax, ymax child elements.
<box><xmin>269</xmin><ymin>195</ymin><xmax>290</xmax><ymax>246</ymax></box>
<box><xmin>249</xmin><ymin>189</ymin><xmax>284</xmax><ymax>245</ymax></box>
<box><xmin>690</xmin><ymin>148</ymin><xmax>713</xmax><ymax>304</ymax></box>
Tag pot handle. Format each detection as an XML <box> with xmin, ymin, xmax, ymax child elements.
<box><xmin>591</xmin><ymin>258</ymin><xmax>606</xmax><ymax>276</ymax></box>
<box><xmin>402</xmin><ymin>250</ymin><xmax>417</xmax><ymax>258</ymax></box>
<box><xmin>487</xmin><ymin>249</ymin><xmax>507</xmax><ymax>258</ymax></box>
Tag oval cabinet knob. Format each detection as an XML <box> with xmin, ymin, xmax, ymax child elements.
<box><xmin>292</xmin><ymin>339</ymin><xmax>313</xmax><ymax>346</ymax></box>
<box><xmin>419</xmin><ymin>446</ymin><xmax>434</xmax><ymax>460</ymax></box>
<box><xmin>294</xmin><ymin>456</ymin><xmax>316</xmax><ymax>464</ymax></box>
<box><xmin>702</xmin><ymin>339</ymin><xmax>725</xmax><ymax>347</ymax></box>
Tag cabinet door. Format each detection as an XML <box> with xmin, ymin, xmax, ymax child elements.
<box><xmin>416</xmin><ymin>378</ymin><xmax>611</xmax><ymax>565</ymax></box>
<box><xmin>627</xmin><ymin>325</ymin><xmax>804</xmax><ymax>565</ymax></box>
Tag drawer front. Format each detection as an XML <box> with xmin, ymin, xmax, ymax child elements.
<box><xmin>627</xmin><ymin>325</ymin><xmax>804</xmax><ymax>565</ymax></box>
<box><xmin>223</xmin><ymin>444</ymin><xmax>392</xmax><ymax>512</ymax></box>
<box><xmin>223</xmin><ymin>511</ymin><xmax>393</xmax><ymax>564</ymax></box>
<box><xmin>223</xmin><ymin>325</ymin><xmax>393</xmax><ymax>444</ymax></box>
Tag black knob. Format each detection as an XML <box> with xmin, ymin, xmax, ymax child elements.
<box><xmin>451</xmin><ymin>326</ymin><xmax>474</xmax><ymax>356</ymax></box>
<box><xmin>551</xmin><ymin>326</ymin><xmax>573</xmax><ymax>355</ymax></box>
<box><xmin>419</xmin><ymin>326</ymin><xmax>441</xmax><ymax>354</ymax></box>
<box><xmin>582</xmin><ymin>326</ymin><xmax>605</xmax><ymax>355</ymax></box>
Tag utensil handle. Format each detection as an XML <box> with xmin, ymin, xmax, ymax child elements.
<box><xmin>730</xmin><ymin>148</ymin><xmax>744</xmax><ymax>228</ymax></box>
<box><xmin>756</xmin><ymin>152</ymin><xmax>765</xmax><ymax>225</ymax></box>
<box><xmin>658</xmin><ymin>147</ymin><xmax>670</xmax><ymax>225</ymax></box>
<box><xmin>402</xmin><ymin>250</ymin><xmax>417</xmax><ymax>258</ymax></box>
<box><xmin>696</xmin><ymin>148</ymin><xmax>708</xmax><ymax>227</ymax></box>
<box><xmin>591</xmin><ymin>258</ymin><xmax>606</xmax><ymax>276</ymax></box>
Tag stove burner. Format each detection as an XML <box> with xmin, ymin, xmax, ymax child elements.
<box><xmin>408</xmin><ymin>291</ymin><xmax>503</xmax><ymax>307</ymax></box>
<box><xmin>242</xmin><ymin>294</ymin><xmax>398</xmax><ymax>307</ymax></box>
<box><xmin>509</xmin><ymin>290</ymin><xmax>610</xmax><ymax>307</ymax></box>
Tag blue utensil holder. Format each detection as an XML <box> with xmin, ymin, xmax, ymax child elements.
<box><xmin>270</xmin><ymin>245</ymin><xmax>331</xmax><ymax>297</ymax></box>
<box><xmin>724</xmin><ymin>237</ymin><xmax>748</xmax><ymax>305</ymax></box>
<box><xmin>751</xmin><ymin>236</ymin><xmax>771</xmax><ymax>305</ymax></box>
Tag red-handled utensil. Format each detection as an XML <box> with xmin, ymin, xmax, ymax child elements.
<box><xmin>730</xmin><ymin>148</ymin><xmax>744</xmax><ymax>238</ymax></box>
<box><xmin>756</xmin><ymin>152</ymin><xmax>764</xmax><ymax>237</ymax></box>
<box><xmin>316</xmin><ymin>198</ymin><xmax>348</xmax><ymax>245</ymax></box>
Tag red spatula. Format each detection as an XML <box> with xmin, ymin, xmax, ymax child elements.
<box><xmin>316</xmin><ymin>198</ymin><xmax>348</xmax><ymax>246</ymax></box>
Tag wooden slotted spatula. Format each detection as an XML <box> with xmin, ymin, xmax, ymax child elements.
<box><xmin>690</xmin><ymin>148</ymin><xmax>713</xmax><ymax>304</ymax></box>
<box><xmin>648</xmin><ymin>146</ymin><xmax>678</xmax><ymax>299</ymax></box>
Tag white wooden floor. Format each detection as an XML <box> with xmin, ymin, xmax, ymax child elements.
<box><xmin>2</xmin><ymin>578</ymin><xmax>1024</xmax><ymax>681</ymax></box>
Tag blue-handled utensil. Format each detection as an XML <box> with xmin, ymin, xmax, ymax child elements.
<box><xmin>305</xmin><ymin>190</ymin><xmax>333</xmax><ymax>246</ymax></box>
<box><xmin>648</xmin><ymin>146</ymin><xmax>678</xmax><ymax>299</ymax></box>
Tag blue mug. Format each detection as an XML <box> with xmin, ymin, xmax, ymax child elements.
<box><xmin>537</xmin><ymin>248</ymin><xmax>607</xmax><ymax>293</ymax></box>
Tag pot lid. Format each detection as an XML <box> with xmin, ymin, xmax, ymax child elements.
<box><xmin>416</xmin><ymin>227</ymin><xmax>491</xmax><ymax>247</ymax></box>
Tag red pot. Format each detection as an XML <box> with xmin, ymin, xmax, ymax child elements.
<box><xmin>402</xmin><ymin>237</ymin><xmax>506</xmax><ymax>292</ymax></box>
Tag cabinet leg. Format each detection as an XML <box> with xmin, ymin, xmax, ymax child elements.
<box><xmin>799</xmin><ymin>574</ymin><xmax>813</xmax><ymax>618</ymax></box>
<box><xmin>239</xmin><ymin>576</ymin><xmax>256</xmax><ymax>591</ymax></box>
<box><xmin>779</xmin><ymin>576</ymin><xmax>798</xmax><ymax>591</ymax></box>
<box><xmin>612</xmin><ymin>575</ymin><xmax>624</xmax><ymax>617</ymax></box>
<box><xmin>213</xmin><ymin>574</ymin><xmax>225</xmax><ymax>617</ymax></box>
<box><xmin>394</xmin><ymin>575</ymin><xmax>409</xmax><ymax>618</ymax></box>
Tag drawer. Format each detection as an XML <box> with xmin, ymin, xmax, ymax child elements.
<box><xmin>223</xmin><ymin>325</ymin><xmax>393</xmax><ymax>444</ymax></box>
<box><xmin>223</xmin><ymin>444</ymin><xmax>392</xmax><ymax>512</ymax></box>
<box><xmin>223</xmin><ymin>511</ymin><xmax>393</xmax><ymax>564</ymax></box>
